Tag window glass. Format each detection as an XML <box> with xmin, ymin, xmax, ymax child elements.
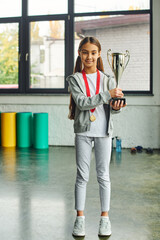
<box><xmin>75</xmin><ymin>14</ymin><xmax>150</xmax><ymax>91</ymax></box>
<box><xmin>0</xmin><ymin>0</ymin><xmax>21</xmax><ymax>18</ymax></box>
<box><xmin>0</xmin><ymin>23</ymin><xmax>19</xmax><ymax>89</ymax></box>
<box><xmin>75</xmin><ymin>0</ymin><xmax>150</xmax><ymax>13</ymax></box>
<box><xmin>28</xmin><ymin>0</ymin><xmax>67</xmax><ymax>15</ymax></box>
<box><xmin>30</xmin><ymin>21</ymin><xmax>65</xmax><ymax>89</ymax></box>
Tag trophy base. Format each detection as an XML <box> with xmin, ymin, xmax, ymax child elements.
<box><xmin>111</xmin><ymin>97</ymin><xmax>126</xmax><ymax>105</ymax></box>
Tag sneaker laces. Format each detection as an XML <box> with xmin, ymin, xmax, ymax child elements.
<box><xmin>99</xmin><ymin>218</ymin><xmax>109</xmax><ymax>229</ymax></box>
<box><xmin>74</xmin><ymin>219</ymin><xmax>84</xmax><ymax>230</ymax></box>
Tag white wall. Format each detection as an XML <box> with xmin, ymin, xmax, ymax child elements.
<box><xmin>0</xmin><ymin>0</ymin><xmax>160</xmax><ymax>149</ymax></box>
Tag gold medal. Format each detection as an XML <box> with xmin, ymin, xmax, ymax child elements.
<box><xmin>90</xmin><ymin>114</ymin><xmax>96</xmax><ymax>122</ymax></box>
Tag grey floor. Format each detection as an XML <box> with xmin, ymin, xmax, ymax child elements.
<box><xmin>0</xmin><ymin>146</ymin><xmax>159</xmax><ymax>240</ymax></box>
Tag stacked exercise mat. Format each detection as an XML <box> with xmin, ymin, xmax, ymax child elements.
<box><xmin>0</xmin><ymin>112</ymin><xmax>48</xmax><ymax>149</ymax></box>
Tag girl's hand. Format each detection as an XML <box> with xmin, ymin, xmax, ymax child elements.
<box><xmin>110</xmin><ymin>100</ymin><xmax>127</xmax><ymax>110</ymax></box>
<box><xmin>109</xmin><ymin>88</ymin><xmax>124</xmax><ymax>98</ymax></box>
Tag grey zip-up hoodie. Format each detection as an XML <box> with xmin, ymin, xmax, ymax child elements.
<box><xmin>67</xmin><ymin>71</ymin><xmax>121</xmax><ymax>136</ymax></box>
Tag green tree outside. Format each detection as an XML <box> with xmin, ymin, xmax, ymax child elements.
<box><xmin>0</xmin><ymin>24</ymin><xmax>18</xmax><ymax>85</ymax></box>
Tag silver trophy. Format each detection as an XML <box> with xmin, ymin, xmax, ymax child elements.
<box><xmin>107</xmin><ymin>49</ymin><xmax>130</xmax><ymax>104</ymax></box>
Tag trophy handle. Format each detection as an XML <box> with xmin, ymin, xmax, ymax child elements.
<box><xmin>124</xmin><ymin>50</ymin><xmax>130</xmax><ymax>69</ymax></box>
<box><xmin>107</xmin><ymin>49</ymin><xmax>112</xmax><ymax>69</ymax></box>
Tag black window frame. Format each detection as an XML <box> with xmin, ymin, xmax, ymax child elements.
<box><xmin>0</xmin><ymin>0</ymin><xmax>152</xmax><ymax>95</ymax></box>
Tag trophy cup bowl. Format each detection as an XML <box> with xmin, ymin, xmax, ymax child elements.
<box><xmin>107</xmin><ymin>49</ymin><xmax>130</xmax><ymax>105</ymax></box>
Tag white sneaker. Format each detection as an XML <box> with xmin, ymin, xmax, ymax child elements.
<box><xmin>98</xmin><ymin>216</ymin><xmax>112</xmax><ymax>237</ymax></box>
<box><xmin>72</xmin><ymin>216</ymin><xmax>85</xmax><ymax>237</ymax></box>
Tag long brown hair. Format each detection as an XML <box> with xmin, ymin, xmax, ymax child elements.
<box><xmin>68</xmin><ymin>36</ymin><xmax>104</xmax><ymax>120</ymax></box>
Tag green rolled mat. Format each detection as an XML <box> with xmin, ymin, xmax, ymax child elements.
<box><xmin>33</xmin><ymin>113</ymin><xmax>48</xmax><ymax>149</ymax></box>
<box><xmin>16</xmin><ymin>112</ymin><xmax>33</xmax><ymax>148</ymax></box>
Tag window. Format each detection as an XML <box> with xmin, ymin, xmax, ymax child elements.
<box><xmin>0</xmin><ymin>0</ymin><xmax>152</xmax><ymax>94</ymax></box>
<box><xmin>74</xmin><ymin>0</ymin><xmax>152</xmax><ymax>94</ymax></box>
<box><xmin>0</xmin><ymin>0</ymin><xmax>21</xmax><ymax>18</ymax></box>
<box><xmin>30</xmin><ymin>21</ymin><xmax>65</xmax><ymax>89</ymax></box>
<box><xmin>75</xmin><ymin>0</ymin><xmax>150</xmax><ymax>13</ymax></box>
<box><xmin>75</xmin><ymin>14</ymin><xmax>150</xmax><ymax>92</ymax></box>
<box><xmin>28</xmin><ymin>0</ymin><xmax>67</xmax><ymax>16</ymax></box>
<box><xmin>0</xmin><ymin>23</ymin><xmax>19</xmax><ymax>89</ymax></box>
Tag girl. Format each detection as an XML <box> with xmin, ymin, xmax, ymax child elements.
<box><xmin>67</xmin><ymin>36</ymin><xmax>126</xmax><ymax>237</ymax></box>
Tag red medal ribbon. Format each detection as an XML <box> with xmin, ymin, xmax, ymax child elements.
<box><xmin>82</xmin><ymin>69</ymin><xmax>100</xmax><ymax>113</ymax></box>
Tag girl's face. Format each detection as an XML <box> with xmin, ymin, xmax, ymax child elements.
<box><xmin>78</xmin><ymin>42</ymin><xmax>101</xmax><ymax>71</ymax></box>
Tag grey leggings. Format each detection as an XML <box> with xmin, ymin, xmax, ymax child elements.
<box><xmin>75</xmin><ymin>135</ymin><xmax>112</xmax><ymax>212</ymax></box>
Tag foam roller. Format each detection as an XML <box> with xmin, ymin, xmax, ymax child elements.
<box><xmin>33</xmin><ymin>113</ymin><xmax>48</xmax><ymax>149</ymax></box>
<box><xmin>16</xmin><ymin>112</ymin><xmax>33</xmax><ymax>148</ymax></box>
<box><xmin>1</xmin><ymin>112</ymin><xmax>16</xmax><ymax>147</ymax></box>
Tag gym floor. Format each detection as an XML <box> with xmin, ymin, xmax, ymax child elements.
<box><xmin>0</xmin><ymin>146</ymin><xmax>159</xmax><ymax>240</ymax></box>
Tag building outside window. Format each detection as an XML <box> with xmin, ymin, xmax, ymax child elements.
<box><xmin>30</xmin><ymin>21</ymin><xmax>65</xmax><ymax>89</ymax></box>
<box><xmin>74</xmin><ymin>14</ymin><xmax>150</xmax><ymax>92</ymax></box>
